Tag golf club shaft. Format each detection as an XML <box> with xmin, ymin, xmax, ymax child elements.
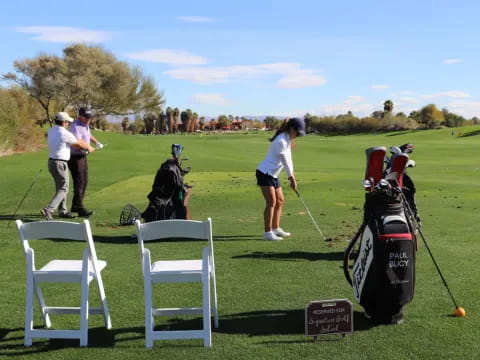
<box><xmin>400</xmin><ymin>191</ymin><xmax>459</xmax><ymax>308</ymax></box>
<box><xmin>294</xmin><ymin>190</ymin><xmax>327</xmax><ymax>240</ymax></box>
<box><xmin>8</xmin><ymin>168</ymin><xmax>43</xmax><ymax>226</ymax></box>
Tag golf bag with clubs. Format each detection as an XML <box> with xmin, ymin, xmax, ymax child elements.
<box><xmin>141</xmin><ymin>144</ymin><xmax>192</xmax><ymax>222</ymax></box>
<box><xmin>343</xmin><ymin>145</ymin><xmax>418</xmax><ymax>324</ymax></box>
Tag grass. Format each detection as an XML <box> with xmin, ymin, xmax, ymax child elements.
<box><xmin>0</xmin><ymin>128</ymin><xmax>479</xmax><ymax>359</ymax></box>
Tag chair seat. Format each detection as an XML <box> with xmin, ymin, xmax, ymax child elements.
<box><xmin>151</xmin><ymin>260</ymin><xmax>203</xmax><ymax>274</ymax></box>
<box><xmin>35</xmin><ymin>260</ymin><xmax>107</xmax><ymax>278</ymax></box>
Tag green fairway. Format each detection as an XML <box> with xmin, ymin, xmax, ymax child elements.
<box><xmin>1</xmin><ymin>129</ymin><xmax>479</xmax><ymax>359</ymax></box>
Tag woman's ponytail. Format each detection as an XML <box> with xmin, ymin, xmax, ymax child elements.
<box><xmin>269</xmin><ymin>118</ymin><xmax>289</xmax><ymax>142</ymax></box>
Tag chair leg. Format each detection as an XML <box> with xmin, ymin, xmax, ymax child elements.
<box><xmin>24</xmin><ymin>273</ymin><xmax>34</xmax><ymax>347</ymax></box>
<box><xmin>202</xmin><ymin>270</ymin><xmax>212</xmax><ymax>348</ymax></box>
<box><xmin>211</xmin><ymin>273</ymin><xmax>219</xmax><ymax>328</ymax></box>
<box><xmin>144</xmin><ymin>273</ymin><xmax>154</xmax><ymax>348</ymax></box>
<box><xmin>34</xmin><ymin>281</ymin><xmax>51</xmax><ymax>328</ymax></box>
<box><xmin>95</xmin><ymin>275</ymin><xmax>112</xmax><ymax>329</ymax></box>
<box><xmin>80</xmin><ymin>274</ymin><xmax>90</xmax><ymax>347</ymax></box>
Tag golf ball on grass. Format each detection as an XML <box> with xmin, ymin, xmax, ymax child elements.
<box><xmin>454</xmin><ymin>307</ymin><xmax>466</xmax><ymax>317</ymax></box>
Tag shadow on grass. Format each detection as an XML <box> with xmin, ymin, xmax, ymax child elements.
<box><xmin>0</xmin><ymin>310</ymin><xmax>375</xmax><ymax>352</ymax></box>
<box><xmin>0</xmin><ymin>326</ymin><xmax>145</xmax><ymax>356</ymax></box>
<box><xmin>232</xmin><ymin>251</ymin><xmax>344</xmax><ymax>262</ymax></box>
<box><xmin>386</xmin><ymin>130</ymin><xmax>417</xmax><ymax>137</ymax></box>
<box><xmin>163</xmin><ymin>309</ymin><xmax>374</xmax><ymax>337</ymax></box>
<box><xmin>0</xmin><ymin>214</ymin><xmax>43</xmax><ymax>222</ymax></box>
<box><xmin>91</xmin><ymin>234</ymin><xmax>261</xmax><ymax>244</ymax></box>
<box><xmin>459</xmin><ymin>129</ymin><xmax>480</xmax><ymax>137</ymax></box>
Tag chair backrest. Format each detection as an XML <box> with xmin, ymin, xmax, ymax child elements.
<box><xmin>135</xmin><ymin>218</ymin><xmax>214</xmax><ymax>267</ymax></box>
<box><xmin>16</xmin><ymin>220</ymin><xmax>100</xmax><ymax>268</ymax></box>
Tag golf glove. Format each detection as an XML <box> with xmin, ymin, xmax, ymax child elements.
<box><xmin>96</xmin><ymin>142</ymin><xmax>104</xmax><ymax>149</ymax></box>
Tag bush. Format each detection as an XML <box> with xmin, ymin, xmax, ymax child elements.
<box><xmin>0</xmin><ymin>87</ymin><xmax>44</xmax><ymax>154</ymax></box>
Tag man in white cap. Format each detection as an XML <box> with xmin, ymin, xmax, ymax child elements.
<box><xmin>41</xmin><ymin>112</ymin><xmax>95</xmax><ymax>221</ymax></box>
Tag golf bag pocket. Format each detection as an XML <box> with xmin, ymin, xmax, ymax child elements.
<box><xmin>381</xmin><ymin>215</ymin><xmax>415</xmax><ymax>305</ymax></box>
<box><xmin>351</xmin><ymin>214</ymin><xmax>415</xmax><ymax>321</ymax></box>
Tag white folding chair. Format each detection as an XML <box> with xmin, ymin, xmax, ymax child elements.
<box><xmin>135</xmin><ymin>218</ymin><xmax>218</xmax><ymax>348</ymax></box>
<box><xmin>16</xmin><ymin>219</ymin><xmax>112</xmax><ymax>347</ymax></box>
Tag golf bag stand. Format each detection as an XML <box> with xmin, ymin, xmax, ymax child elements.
<box><xmin>344</xmin><ymin>147</ymin><xmax>417</xmax><ymax>324</ymax></box>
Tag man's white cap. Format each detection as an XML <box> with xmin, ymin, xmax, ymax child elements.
<box><xmin>55</xmin><ymin>112</ymin><xmax>74</xmax><ymax>122</ymax></box>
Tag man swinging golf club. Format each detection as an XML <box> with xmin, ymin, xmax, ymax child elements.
<box><xmin>256</xmin><ymin>118</ymin><xmax>305</xmax><ymax>241</ymax></box>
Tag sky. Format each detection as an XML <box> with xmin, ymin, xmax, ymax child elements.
<box><xmin>1</xmin><ymin>0</ymin><xmax>479</xmax><ymax>118</ymax></box>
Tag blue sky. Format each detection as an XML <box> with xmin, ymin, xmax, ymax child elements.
<box><xmin>1</xmin><ymin>0</ymin><xmax>479</xmax><ymax>118</ymax></box>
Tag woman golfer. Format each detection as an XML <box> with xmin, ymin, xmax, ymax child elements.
<box><xmin>256</xmin><ymin>117</ymin><xmax>305</xmax><ymax>240</ymax></box>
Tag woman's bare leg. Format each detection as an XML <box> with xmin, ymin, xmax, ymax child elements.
<box><xmin>260</xmin><ymin>186</ymin><xmax>276</xmax><ymax>232</ymax></box>
<box><xmin>272</xmin><ymin>187</ymin><xmax>284</xmax><ymax>229</ymax></box>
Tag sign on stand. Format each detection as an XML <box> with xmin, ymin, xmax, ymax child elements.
<box><xmin>305</xmin><ymin>299</ymin><xmax>353</xmax><ymax>341</ymax></box>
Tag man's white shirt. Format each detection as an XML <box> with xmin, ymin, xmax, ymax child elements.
<box><xmin>48</xmin><ymin>125</ymin><xmax>78</xmax><ymax>160</ymax></box>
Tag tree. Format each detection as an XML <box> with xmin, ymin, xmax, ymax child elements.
<box><xmin>180</xmin><ymin>109</ymin><xmax>193</xmax><ymax>133</ymax></box>
<box><xmin>173</xmin><ymin>107</ymin><xmax>180</xmax><ymax>133</ymax></box>
<box><xmin>199</xmin><ymin>116</ymin><xmax>206</xmax><ymax>130</ymax></box>
<box><xmin>418</xmin><ymin>104</ymin><xmax>444</xmax><ymax>129</ymax></box>
<box><xmin>442</xmin><ymin>108</ymin><xmax>465</xmax><ymax>128</ymax></box>
<box><xmin>2</xmin><ymin>55</ymin><xmax>67</xmax><ymax>126</ymax></box>
<box><xmin>143</xmin><ymin>113</ymin><xmax>157</xmax><ymax>134</ymax></box>
<box><xmin>216</xmin><ymin>114</ymin><xmax>230</xmax><ymax>129</ymax></box>
<box><xmin>121</xmin><ymin>117</ymin><xmax>129</xmax><ymax>133</ymax></box>
<box><xmin>371</xmin><ymin>110</ymin><xmax>384</xmax><ymax>119</ymax></box>
<box><xmin>0</xmin><ymin>86</ymin><xmax>44</xmax><ymax>152</ymax></box>
<box><xmin>128</xmin><ymin>115</ymin><xmax>145</xmax><ymax>134</ymax></box>
<box><xmin>3</xmin><ymin>44</ymin><xmax>165</xmax><ymax>126</ymax></box>
<box><xmin>166</xmin><ymin>107</ymin><xmax>174</xmax><ymax>133</ymax></box>
<box><xmin>384</xmin><ymin>100</ymin><xmax>394</xmax><ymax>114</ymax></box>
<box><xmin>264</xmin><ymin>116</ymin><xmax>280</xmax><ymax>130</ymax></box>
<box><xmin>156</xmin><ymin>111</ymin><xmax>167</xmax><ymax>134</ymax></box>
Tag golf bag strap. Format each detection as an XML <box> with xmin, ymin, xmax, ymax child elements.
<box><xmin>343</xmin><ymin>222</ymin><xmax>366</xmax><ymax>286</ymax></box>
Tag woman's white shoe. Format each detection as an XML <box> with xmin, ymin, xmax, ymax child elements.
<box><xmin>263</xmin><ymin>231</ymin><xmax>283</xmax><ymax>241</ymax></box>
<box><xmin>273</xmin><ymin>228</ymin><xmax>291</xmax><ymax>237</ymax></box>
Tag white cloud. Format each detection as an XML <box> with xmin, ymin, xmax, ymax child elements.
<box><xmin>446</xmin><ymin>100</ymin><xmax>480</xmax><ymax>118</ymax></box>
<box><xmin>320</xmin><ymin>96</ymin><xmax>374</xmax><ymax>116</ymax></box>
<box><xmin>397</xmin><ymin>97</ymin><xmax>420</xmax><ymax>105</ymax></box>
<box><xmin>370</xmin><ymin>84</ymin><xmax>390</xmax><ymax>90</ymax></box>
<box><xmin>126</xmin><ymin>49</ymin><xmax>208</xmax><ymax>66</ymax></box>
<box><xmin>15</xmin><ymin>26</ymin><xmax>110</xmax><ymax>43</ymax></box>
<box><xmin>191</xmin><ymin>93</ymin><xmax>232</xmax><ymax>106</ymax></box>
<box><xmin>177</xmin><ymin>16</ymin><xmax>213</xmax><ymax>23</ymax></box>
<box><xmin>164</xmin><ymin>62</ymin><xmax>326</xmax><ymax>88</ymax></box>
<box><xmin>443</xmin><ymin>58</ymin><xmax>461</xmax><ymax>64</ymax></box>
<box><xmin>421</xmin><ymin>91</ymin><xmax>471</xmax><ymax>99</ymax></box>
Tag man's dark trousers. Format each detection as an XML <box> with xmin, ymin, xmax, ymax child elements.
<box><xmin>68</xmin><ymin>154</ymin><xmax>88</xmax><ymax>211</ymax></box>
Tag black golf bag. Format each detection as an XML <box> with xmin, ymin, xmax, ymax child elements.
<box><xmin>344</xmin><ymin>146</ymin><xmax>417</xmax><ymax>324</ymax></box>
<box><xmin>141</xmin><ymin>145</ymin><xmax>191</xmax><ymax>222</ymax></box>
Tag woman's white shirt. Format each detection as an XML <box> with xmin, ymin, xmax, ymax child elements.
<box><xmin>257</xmin><ymin>132</ymin><xmax>293</xmax><ymax>178</ymax></box>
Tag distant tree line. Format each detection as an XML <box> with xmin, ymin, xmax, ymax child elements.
<box><xmin>302</xmin><ymin>100</ymin><xmax>477</xmax><ymax>135</ymax></box>
<box><xmin>120</xmin><ymin>111</ymin><xmax>266</xmax><ymax>135</ymax></box>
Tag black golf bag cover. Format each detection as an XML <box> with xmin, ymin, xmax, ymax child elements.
<box><xmin>142</xmin><ymin>159</ymin><xmax>187</xmax><ymax>222</ymax></box>
<box><xmin>350</xmin><ymin>190</ymin><xmax>416</xmax><ymax>323</ymax></box>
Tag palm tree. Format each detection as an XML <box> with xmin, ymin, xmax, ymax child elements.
<box><xmin>166</xmin><ymin>107</ymin><xmax>174</xmax><ymax>133</ymax></box>
<box><xmin>384</xmin><ymin>100</ymin><xmax>394</xmax><ymax>114</ymax></box>
<box><xmin>173</xmin><ymin>107</ymin><xmax>180</xmax><ymax>133</ymax></box>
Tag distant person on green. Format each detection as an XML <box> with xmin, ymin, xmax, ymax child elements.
<box><xmin>256</xmin><ymin>118</ymin><xmax>305</xmax><ymax>241</ymax></box>
<box><xmin>41</xmin><ymin>112</ymin><xmax>95</xmax><ymax>221</ymax></box>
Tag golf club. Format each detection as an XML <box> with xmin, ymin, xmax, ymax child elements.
<box><xmin>294</xmin><ymin>189</ymin><xmax>332</xmax><ymax>241</ymax></box>
<box><xmin>7</xmin><ymin>168</ymin><xmax>43</xmax><ymax>227</ymax></box>
<box><xmin>400</xmin><ymin>190</ymin><xmax>461</xmax><ymax>309</ymax></box>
